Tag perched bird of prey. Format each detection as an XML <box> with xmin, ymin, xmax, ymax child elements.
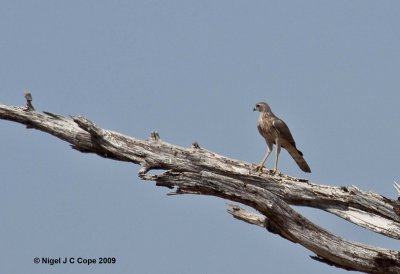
<box><xmin>253</xmin><ymin>102</ymin><xmax>311</xmax><ymax>173</ymax></box>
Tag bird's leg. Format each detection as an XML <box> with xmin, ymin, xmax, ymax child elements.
<box><xmin>273</xmin><ymin>138</ymin><xmax>281</xmax><ymax>174</ymax></box>
<box><xmin>255</xmin><ymin>143</ymin><xmax>272</xmax><ymax>171</ymax></box>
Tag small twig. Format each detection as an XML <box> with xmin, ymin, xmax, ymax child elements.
<box><xmin>43</xmin><ymin>111</ymin><xmax>66</xmax><ymax>120</ymax></box>
<box><xmin>191</xmin><ymin>142</ymin><xmax>201</xmax><ymax>149</ymax></box>
<box><xmin>226</xmin><ymin>203</ymin><xmax>266</xmax><ymax>227</ymax></box>
<box><xmin>24</xmin><ymin>90</ymin><xmax>35</xmax><ymax>111</ymax></box>
<box><xmin>150</xmin><ymin>131</ymin><xmax>160</xmax><ymax>141</ymax></box>
<box><xmin>394</xmin><ymin>181</ymin><xmax>400</xmax><ymax>196</ymax></box>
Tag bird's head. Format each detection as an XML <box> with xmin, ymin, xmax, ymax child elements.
<box><xmin>253</xmin><ymin>102</ymin><xmax>270</xmax><ymax>112</ymax></box>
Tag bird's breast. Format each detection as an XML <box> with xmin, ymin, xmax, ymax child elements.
<box><xmin>258</xmin><ymin>114</ymin><xmax>277</xmax><ymax>141</ymax></box>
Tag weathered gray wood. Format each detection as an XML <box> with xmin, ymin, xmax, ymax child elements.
<box><xmin>1</xmin><ymin>103</ymin><xmax>400</xmax><ymax>273</ymax></box>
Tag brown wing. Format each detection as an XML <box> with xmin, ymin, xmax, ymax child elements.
<box><xmin>272</xmin><ymin>118</ymin><xmax>296</xmax><ymax>147</ymax></box>
<box><xmin>272</xmin><ymin>118</ymin><xmax>311</xmax><ymax>172</ymax></box>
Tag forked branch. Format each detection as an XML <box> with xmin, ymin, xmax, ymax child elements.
<box><xmin>1</xmin><ymin>101</ymin><xmax>399</xmax><ymax>273</ymax></box>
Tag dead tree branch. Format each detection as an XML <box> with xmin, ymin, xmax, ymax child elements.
<box><xmin>1</xmin><ymin>102</ymin><xmax>399</xmax><ymax>273</ymax></box>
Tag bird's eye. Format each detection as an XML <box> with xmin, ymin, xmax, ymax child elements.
<box><xmin>256</xmin><ymin>104</ymin><xmax>259</xmax><ymax>108</ymax></box>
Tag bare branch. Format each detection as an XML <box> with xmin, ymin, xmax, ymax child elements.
<box><xmin>156</xmin><ymin>170</ymin><xmax>400</xmax><ymax>273</ymax></box>
<box><xmin>1</xmin><ymin>101</ymin><xmax>399</xmax><ymax>273</ymax></box>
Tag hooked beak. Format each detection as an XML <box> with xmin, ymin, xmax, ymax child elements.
<box><xmin>253</xmin><ymin>107</ymin><xmax>257</xmax><ymax>112</ymax></box>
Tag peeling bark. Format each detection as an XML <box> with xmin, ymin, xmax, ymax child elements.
<box><xmin>1</xmin><ymin>103</ymin><xmax>399</xmax><ymax>273</ymax></box>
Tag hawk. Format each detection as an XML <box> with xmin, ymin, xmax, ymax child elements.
<box><xmin>253</xmin><ymin>102</ymin><xmax>311</xmax><ymax>173</ymax></box>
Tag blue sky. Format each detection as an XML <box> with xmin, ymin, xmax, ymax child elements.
<box><xmin>1</xmin><ymin>1</ymin><xmax>399</xmax><ymax>273</ymax></box>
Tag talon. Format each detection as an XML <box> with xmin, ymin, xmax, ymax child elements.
<box><xmin>271</xmin><ymin>169</ymin><xmax>281</xmax><ymax>176</ymax></box>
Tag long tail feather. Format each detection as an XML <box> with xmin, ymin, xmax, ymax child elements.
<box><xmin>285</xmin><ymin>145</ymin><xmax>311</xmax><ymax>173</ymax></box>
